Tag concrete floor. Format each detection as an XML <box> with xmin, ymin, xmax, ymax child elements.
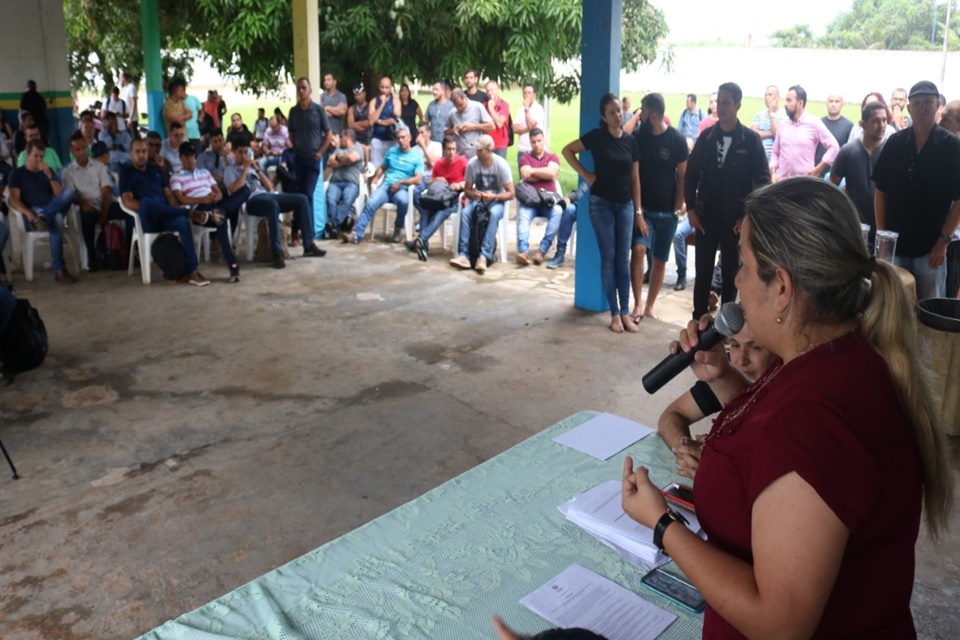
<box><xmin>0</xmin><ymin>222</ymin><xmax>958</xmax><ymax>640</ymax></box>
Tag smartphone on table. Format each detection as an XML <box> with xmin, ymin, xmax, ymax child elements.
<box><xmin>661</xmin><ymin>482</ymin><xmax>695</xmax><ymax>512</ymax></box>
<box><xmin>640</xmin><ymin>566</ymin><xmax>705</xmax><ymax>614</ymax></box>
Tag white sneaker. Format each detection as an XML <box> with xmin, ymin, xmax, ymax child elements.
<box><xmin>449</xmin><ymin>254</ymin><xmax>471</xmax><ymax>269</ymax></box>
<box><xmin>475</xmin><ymin>256</ymin><xmax>488</xmax><ymax>273</ymax></box>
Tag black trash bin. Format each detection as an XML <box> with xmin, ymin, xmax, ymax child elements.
<box><xmin>916</xmin><ymin>298</ymin><xmax>960</xmax><ymax>436</ymax></box>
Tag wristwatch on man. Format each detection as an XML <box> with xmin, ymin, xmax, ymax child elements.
<box><xmin>940</xmin><ymin>233</ymin><xmax>953</xmax><ymax>244</ymax></box>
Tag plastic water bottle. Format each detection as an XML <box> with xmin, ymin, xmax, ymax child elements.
<box><xmin>568</xmin><ymin>181</ymin><xmax>590</xmax><ymax>204</ymax></box>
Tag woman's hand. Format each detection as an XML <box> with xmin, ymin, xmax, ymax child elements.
<box><xmin>622</xmin><ymin>456</ymin><xmax>668</xmax><ymax>529</ymax></box>
<box><xmin>635</xmin><ymin>215</ymin><xmax>649</xmax><ymax>236</ymax></box>
<box><xmin>491</xmin><ymin>615</ymin><xmax>528</xmax><ymax>640</ymax></box>
<box><xmin>670</xmin><ymin>316</ymin><xmax>730</xmax><ymax>383</ymax></box>
<box><xmin>673</xmin><ymin>436</ymin><xmax>703</xmax><ymax>479</ymax></box>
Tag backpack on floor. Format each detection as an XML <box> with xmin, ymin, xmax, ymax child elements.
<box><xmin>150</xmin><ymin>233</ymin><xmax>189</xmax><ymax>281</ymax></box>
<box><xmin>468</xmin><ymin>203</ymin><xmax>494</xmax><ymax>268</ymax></box>
<box><xmin>255</xmin><ymin>219</ymin><xmax>274</xmax><ymax>263</ymax></box>
<box><xmin>95</xmin><ymin>224</ymin><xmax>128</xmax><ymax>271</ymax></box>
<box><xmin>0</xmin><ymin>291</ymin><xmax>48</xmax><ymax>380</ymax></box>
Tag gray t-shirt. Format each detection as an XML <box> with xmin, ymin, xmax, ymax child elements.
<box><xmin>287</xmin><ymin>101</ymin><xmax>331</xmax><ymax>159</ymax></box>
<box><xmin>446</xmin><ymin>101</ymin><xmax>492</xmax><ymax>156</ymax></box>
<box><xmin>223</xmin><ymin>164</ymin><xmax>268</xmax><ymax>197</ymax></box>
<box><xmin>465</xmin><ymin>154</ymin><xmax>513</xmax><ymax>194</ymax></box>
<box><xmin>425</xmin><ymin>99</ymin><xmax>454</xmax><ymax>144</ymax></box>
<box><xmin>330</xmin><ymin>143</ymin><xmax>364</xmax><ymax>184</ymax></box>
<box><xmin>831</xmin><ymin>138</ymin><xmax>884</xmax><ymax>230</ymax></box>
<box><xmin>320</xmin><ymin>90</ymin><xmax>347</xmax><ymax>134</ymax></box>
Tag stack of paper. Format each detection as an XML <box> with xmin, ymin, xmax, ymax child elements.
<box><xmin>558</xmin><ymin>480</ymin><xmax>702</xmax><ymax>571</ymax></box>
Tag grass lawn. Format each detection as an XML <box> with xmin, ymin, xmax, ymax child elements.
<box><xmin>219</xmin><ymin>89</ymin><xmax>866</xmax><ymax>194</ymax></box>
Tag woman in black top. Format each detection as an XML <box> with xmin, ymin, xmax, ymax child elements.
<box><xmin>562</xmin><ymin>93</ymin><xmax>646</xmax><ymax>333</ymax></box>
<box><xmin>398</xmin><ymin>84</ymin><xmax>422</xmax><ymax>134</ymax></box>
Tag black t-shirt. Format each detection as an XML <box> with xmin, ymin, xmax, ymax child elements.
<box><xmin>8</xmin><ymin>166</ymin><xmax>53</xmax><ymax>208</ymax></box>
<box><xmin>633</xmin><ymin>124</ymin><xmax>689</xmax><ymax>212</ymax></box>
<box><xmin>580</xmin><ymin>127</ymin><xmax>639</xmax><ymax>204</ymax></box>
<box><xmin>831</xmin><ymin>139</ymin><xmax>884</xmax><ymax>230</ymax></box>
<box><xmin>400</xmin><ymin>99</ymin><xmax>420</xmax><ymax>134</ymax></box>
<box><xmin>873</xmin><ymin>126</ymin><xmax>960</xmax><ymax>257</ymax></box>
<box><xmin>816</xmin><ymin>116</ymin><xmax>854</xmax><ymax>166</ymax></box>
<box><xmin>466</xmin><ymin>90</ymin><xmax>488</xmax><ymax>104</ymax></box>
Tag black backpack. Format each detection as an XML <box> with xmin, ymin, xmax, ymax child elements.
<box><xmin>419</xmin><ymin>182</ymin><xmax>458</xmax><ymax>212</ymax></box>
<box><xmin>468</xmin><ymin>202</ymin><xmax>494</xmax><ymax>268</ymax></box>
<box><xmin>150</xmin><ymin>234</ymin><xmax>189</xmax><ymax>281</ymax></box>
<box><xmin>0</xmin><ymin>290</ymin><xmax>48</xmax><ymax>380</ymax></box>
<box><xmin>95</xmin><ymin>224</ymin><xmax>128</xmax><ymax>270</ymax></box>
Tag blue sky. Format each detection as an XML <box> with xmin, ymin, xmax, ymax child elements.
<box><xmin>652</xmin><ymin>0</ymin><xmax>856</xmax><ymax>46</ymax></box>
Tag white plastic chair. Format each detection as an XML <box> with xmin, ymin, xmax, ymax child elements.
<box><xmin>121</xmin><ymin>201</ymin><xmax>202</xmax><ymax>284</ymax></box>
<box><xmin>449</xmin><ymin>197</ymin><xmax>510</xmax><ymax>263</ymax></box>
<box><xmin>6</xmin><ymin>199</ymin><xmax>81</xmax><ymax>282</ymax></box>
<box><xmin>363</xmin><ymin>182</ymin><xmax>416</xmax><ymax>242</ymax></box>
<box><xmin>233</xmin><ymin>203</ymin><xmax>268</xmax><ymax>262</ymax></box>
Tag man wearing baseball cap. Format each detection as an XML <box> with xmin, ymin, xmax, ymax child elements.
<box><xmin>874</xmin><ymin>80</ymin><xmax>960</xmax><ymax>299</ymax></box>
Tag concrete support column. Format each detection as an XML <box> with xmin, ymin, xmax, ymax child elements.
<box><xmin>140</xmin><ymin>0</ymin><xmax>164</xmax><ymax>135</ymax></box>
<box><xmin>574</xmin><ymin>0</ymin><xmax>623</xmax><ymax>312</ymax></box>
<box><xmin>293</xmin><ymin>0</ymin><xmax>321</xmax><ymax>92</ymax></box>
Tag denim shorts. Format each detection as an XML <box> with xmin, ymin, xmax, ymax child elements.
<box><xmin>632</xmin><ymin>210</ymin><xmax>679</xmax><ymax>262</ymax></box>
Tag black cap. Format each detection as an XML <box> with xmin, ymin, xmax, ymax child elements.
<box><xmin>909</xmin><ymin>80</ymin><xmax>939</xmax><ymax>100</ymax></box>
<box><xmin>178</xmin><ymin>141</ymin><xmax>196</xmax><ymax>156</ymax></box>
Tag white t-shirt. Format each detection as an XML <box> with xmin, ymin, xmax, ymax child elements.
<box><xmin>513</xmin><ymin>102</ymin><xmax>545</xmax><ymax>153</ymax></box>
<box><xmin>104</xmin><ymin>97</ymin><xmax>128</xmax><ymax>130</ymax></box>
<box><xmin>121</xmin><ymin>84</ymin><xmax>138</xmax><ymax>122</ymax></box>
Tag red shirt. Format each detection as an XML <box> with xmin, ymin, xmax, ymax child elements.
<box><xmin>486</xmin><ymin>98</ymin><xmax>510</xmax><ymax>150</ymax></box>
<box><xmin>696</xmin><ymin>331</ymin><xmax>921</xmax><ymax>639</ymax></box>
<box><xmin>430</xmin><ymin>154</ymin><xmax>467</xmax><ymax>185</ymax></box>
<box><xmin>203</xmin><ymin>101</ymin><xmax>221</xmax><ymax>129</ymax></box>
<box><xmin>519</xmin><ymin>151</ymin><xmax>560</xmax><ymax>193</ymax></box>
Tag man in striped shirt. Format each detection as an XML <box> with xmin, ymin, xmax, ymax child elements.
<box><xmin>170</xmin><ymin>142</ymin><xmax>248</xmax><ymax>283</ymax></box>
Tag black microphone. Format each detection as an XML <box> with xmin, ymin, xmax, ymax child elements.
<box><xmin>641</xmin><ymin>302</ymin><xmax>745</xmax><ymax>394</ymax></box>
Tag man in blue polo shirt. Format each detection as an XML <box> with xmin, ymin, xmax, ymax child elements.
<box><xmin>343</xmin><ymin>127</ymin><xmax>424</xmax><ymax>244</ymax></box>
<box><xmin>120</xmin><ymin>138</ymin><xmax>209</xmax><ymax>286</ymax></box>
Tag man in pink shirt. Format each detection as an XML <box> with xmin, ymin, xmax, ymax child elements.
<box><xmin>770</xmin><ymin>85</ymin><xmax>839</xmax><ymax>181</ymax></box>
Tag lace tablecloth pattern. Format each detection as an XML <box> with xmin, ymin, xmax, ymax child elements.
<box><xmin>140</xmin><ymin>411</ymin><xmax>704</xmax><ymax>640</ymax></box>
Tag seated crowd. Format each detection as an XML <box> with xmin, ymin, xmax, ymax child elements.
<box><xmin>1</xmin><ymin>73</ymin><xmax>958</xmax><ymax>322</ymax></box>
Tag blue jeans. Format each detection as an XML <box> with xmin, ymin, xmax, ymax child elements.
<box><xmin>138</xmin><ymin>196</ymin><xmax>199</xmax><ymax>273</ymax></box>
<box><xmin>0</xmin><ymin>219</ymin><xmax>8</xmax><ymax>256</ymax></box>
<box><xmin>258</xmin><ymin>155</ymin><xmax>281</xmax><ymax>173</ymax></box>
<box><xmin>894</xmin><ymin>253</ymin><xmax>947</xmax><ymax>300</ymax></box>
<box><xmin>246</xmin><ymin>192</ymin><xmax>310</xmax><ymax>254</ymax></box>
<box><xmin>458</xmin><ymin>200</ymin><xmax>505</xmax><ymax>260</ymax></box>
<box><xmin>412</xmin><ymin>175</ymin><xmax>429</xmax><ymax>212</ymax></box>
<box><xmin>354</xmin><ymin>183</ymin><xmax>411</xmax><ymax>238</ymax></box>
<box><xmin>555</xmin><ymin>203</ymin><xmax>577</xmax><ymax>256</ymax></box>
<box><xmin>196</xmin><ymin>187</ymin><xmax>248</xmax><ymax>266</ymax></box>
<box><xmin>292</xmin><ymin>155</ymin><xmax>319</xmax><ymax>246</ymax></box>
<box><xmin>31</xmin><ymin>187</ymin><xmax>77</xmax><ymax>272</ymax></box>
<box><xmin>588</xmin><ymin>195</ymin><xmax>633</xmax><ymax>316</ymax></box>
<box><xmin>326</xmin><ymin>181</ymin><xmax>360</xmax><ymax>227</ymax></box>
<box><xmin>418</xmin><ymin>205</ymin><xmax>457</xmax><ymax>249</ymax></box>
<box><xmin>517</xmin><ymin>203</ymin><xmax>562</xmax><ymax>254</ymax></box>
<box><xmin>673</xmin><ymin>217</ymin><xmax>695</xmax><ymax>278</ymax></box>
<box><xmin>633</xmin><ymin>210</ymin><xmax>678</xmax><ymax>262</ymax></box>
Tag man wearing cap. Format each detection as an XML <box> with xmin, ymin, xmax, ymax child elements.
<box><xmin>171</xmin><ymin>141</ymin><xmax>247</xmax><ymax>282</ymax></box>
<box><xmin>445</xmin><ymin>89</ymin><xmax>494</xmax><ymax>159</ymax></box>
<box><xmin>343</xmin><ymin>127</ymin><xmax>423</xmax><ymax>244</ymax></box>
<box><xmin>449</xmin><ymin>134</ymin><xmax>514</xmax><ymax>273</ymax></box>
<box><xmin>63</xmin><ymin>131</ymin><xmax>129</xmax><ymax>271</ymax></box>
<box><xmin>347</xmin><ymin>84</ymin><xmax>372</xmax><ymax>150</ymax></box>
<box><xmin>874</xmin><ymin>80</ymin><xmax>960</xmax><ymax>300</ymax></box>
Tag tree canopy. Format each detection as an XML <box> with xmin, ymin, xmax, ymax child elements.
<box><xmin>770</xmin><ymin>0</ymin><xmax>960</xmax><ymax>50</ymax></box>
<box><xmin>64</xmin><ymin>0</ymin><xmax>669</xmax><ymax>103</ymax></box>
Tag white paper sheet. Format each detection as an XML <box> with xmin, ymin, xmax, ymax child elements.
<box><xmin>552</xmin><ymin>412</ymin><xmax>655</xmax><ymax>460</ymax></box>
<box><xmin>521</xmin><ymin>563</ymin><xmax>677</xmax><ymax>640</ymax></box>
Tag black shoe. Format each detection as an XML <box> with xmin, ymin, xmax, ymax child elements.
<box><xmin>674</xmin><ymin>276</ymin><xmax>686</xmax><ymax>291</ymax></box>
<box><xmin>273</xmin><ymin>252</ymin><xmax>286</xmax><ymax>269</ymax></box>
<box><xmin>229</xmin><ymin>264</ymin><xmax>240</xmax><ymax>282</ymax></box>
<box><xmin>303</xmin><ymin>243</ymin><xmax>326</xmax><ymax>257</ymax></box>
<box><xmin>413</xmin><ymin>237</ymin><xmax>427</xmax><ymax>261</ymax></box>
<box><xmin>643</xmin><ymin>270</ymin><xmax>650</xmax><ymax>284</ymax></box>
<box><xmin>341</xmin><ymin>215</ymin><xmax>356</xmax><ymax>232</ymax></box>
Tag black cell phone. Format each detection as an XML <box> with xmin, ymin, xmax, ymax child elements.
<box><xmin>640</xmin><ymin>567</ymin><xmax>705</xmax><ymax>613</ymax></box>
<box><xmin>661</xmin><ymin>482</ymin><xmax>695</xmax><ymax>511</ymax></box>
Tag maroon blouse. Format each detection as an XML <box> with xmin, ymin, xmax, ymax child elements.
<box><xmin>695</xmin><ymin>331</ymin><xmax>922</xmax><ymax>639</ymax></box>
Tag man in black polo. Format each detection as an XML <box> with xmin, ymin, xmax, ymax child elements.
<box><xmin>684</xmin><ymin>82</ymin><xmax>770</xmax><ymax>320</ymax></box>
<box><xmin>287</xmin><ymin>76</ymin><xmax>331</xmax><ymax>257</ymax></box>
<box><xmin>874</xmin><ymin>80</ymin><xmax>960</xmax><ymax>300</ymax></box>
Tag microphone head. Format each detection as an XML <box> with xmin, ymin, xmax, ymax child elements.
<box><xmin>714</xmin><ymin>302</ymin><xmax>745</xmax><ymax>337</ymax></box>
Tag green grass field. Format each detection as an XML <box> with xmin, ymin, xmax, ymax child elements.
<box><xmin>222</xmin><ymin>89</ymin><xmax>865</xmax><ymax>194</ymax></box>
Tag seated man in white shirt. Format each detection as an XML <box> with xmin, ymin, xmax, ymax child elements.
<box><xmin>170</xmin><ymin>142</ymin><xmax>247</xmax><ymax>282</ymax></box>
<box><xmin>160</xmin><ymin>123</ymin><xmax>187</xmax><ymax>173</ymax></box>
<box><xmin>62</xmin><ymin>132</ymin><xmax>131</xmax><ymax>271</ymax></box>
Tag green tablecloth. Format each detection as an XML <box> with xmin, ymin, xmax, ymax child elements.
<box><xmin>140</xmin><ymin>411</ymin><xmax>704</xmax><ymax>640</ymax></box>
